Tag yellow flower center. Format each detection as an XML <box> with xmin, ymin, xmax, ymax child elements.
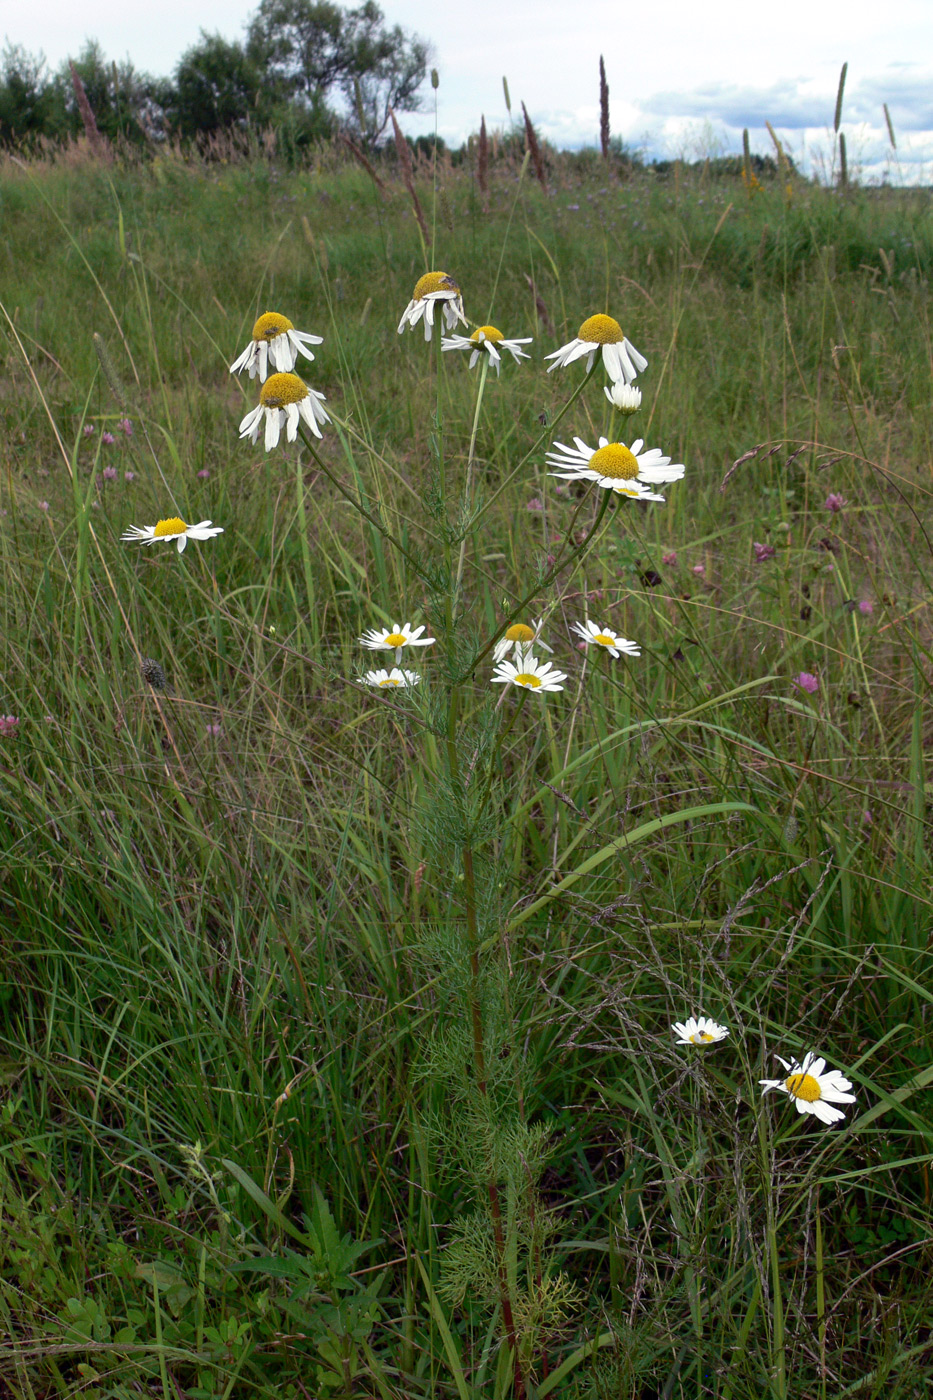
<box><xmin>413</xmin><ymin>271</ymin><xmax>459</xmax><ymax>300</ymax></box>
<box><xmin>153</xmin><ymin>517</ymin><xmax>187</xmax><ymax>537</ymax></box>
<box><xmin>506</xmin><ymin>623</ymin><xmax>535</xmax><ymax>642</ymax></box>
<box><xmin>260</xmin><ymin>373</ymin><xmax>308</xmax><ymax>408</ymax></box>
<box><xmin>378</xmin><ymin>676</ymin><xmax>402</xmax><ymax>686</ymax></box>
<box><xmin>515</xmin><ymin>673</ymin><xmax>542</xmax><ymax>688</ymax></box>
<box><xmin>385</xmin><ymin>632</ymin><xmax>408</xmax><ymax>648</ymax></box>
<box><xmin>594</xmin><ymin>633</ymin><xmax>615</xmax><ymax>647</ymax></box>
<box><xmin>693</xmin><ymin>1032</ymin><xmax>715</xmax><ymax>1043</ymax></box>
<box><xmin>578</xmin><ymin>313</ymin><xmax>623</xmax><ymax>344</ymax></box>
<box><xmin>589</xmin><ymin>443</ymin><xmax>639</xmax><ymax>480</ymax></box>
<box><xmin>252</xmin><ymin>311</ymin><xmax>295</xmax><ymax>341</ymax></box>
<box><xmin>785</xmin><ymin>1072</ymin><xmax>822</xmax><ymax>1102</ymax></box>
<box><xmin>471</xmin><ymin>325</ymin><xmax>504</xmax><ymax>344</ymax></box>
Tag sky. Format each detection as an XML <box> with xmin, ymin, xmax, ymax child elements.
<box><xmin>3</xmin><ymin>0</ymin><xmax>932</xmax><ymax>179</ymax></box>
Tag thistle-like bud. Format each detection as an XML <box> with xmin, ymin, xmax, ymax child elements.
<box><xmin>140</xmin><ymin>657</ymin><xmax>168</xmax><ymax>691</ymax></box>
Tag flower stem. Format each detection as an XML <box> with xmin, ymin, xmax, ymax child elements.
<box><xmin>473</xmin><ymin>358</ymin><xmax>599</xmax><ymax>526</ymax></box>
<box><xmin>448</xmin><ymin>727</ymin><xmax>526</xmax><ymax>1397</ymax></box>
<box><xmin>454</xmin><ymin>353</ymin><xmax>490</xmax><ymax>601</ymax></box>
<box><xmin>299</xmin><ymin>431</ymin><xmax>430</xmax><ymax>583</ymax></box>
<box><xmin>461</xmin><ymin>488</ymin><xmax>613</xmax><ymax>681</ymax></box>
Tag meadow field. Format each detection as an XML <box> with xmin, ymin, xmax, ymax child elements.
<box><xmin>0</xmin><ymin>135</ymin><xmax>932</xmax><ymax>1399</ymax></box>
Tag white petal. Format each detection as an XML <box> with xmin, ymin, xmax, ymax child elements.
<box><xmin>625</xmin><ymin>338</ymin><xmax>648</xmax><ymax>374</ymax></box>
<box><xmin>229</xmin><ymin>345</ymin><xmax>251</xmax><ymax>375</ymax></box>
<box><xmin>561</xmin><ymin>340</ymin><xmax>591</xmax><ymax>366</ymax></box>
<box><xmin>239</xmin><ymin>405</ymin><xmax>263</xmax><ymax>439</ymax></box>
<box><xmin>265</xmin><ymin>408</ymin><xmax>280</xmax><ymax>452</ymax></box>
<box><xmin>298</xmin><ymin>398</ymin><xmax>323</xmax><ymax>439</ymax></box>
<box><xmin>292</xmin><ymin>329</ymin><xmax>323</xmax><ymax>351</ymax></box>
<box><xmin>602</xmin><ymin>342</ymin><xmax>624</xmax><ymax>382</ymax></box>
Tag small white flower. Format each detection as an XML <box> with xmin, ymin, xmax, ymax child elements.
<box><xmin>572</xmin><ymin>620</ymin><xmax>640</xmax><ymax>659</ymax></box>
<box><xmin>547</xmin><ymin>435</ymin><xmax>684</xmax><ymax>500</ymax></box>
<box><xmin>442</xmin><ymin>324</ymin><xmax>532</xmax><ymax>374</ymax></box>
<box><xmin>760</xmin><ymin>1052</ymin><xmax>856</xmax><ymax>1126</ymax></box>
<box><xmin>358</xmin><ymin>622</ymin><xmax>435</xmax><ymax>663</ymax></box>
<box><xmin>398</xmin><ymin>271</ymin><xmax>466</xmax><ymax>341</ymax></box>
<box><xmin>605</xmin><ymin>381</ymin><xmax>642</xmax><ymax>414</ymax></box>
<box><xmin>672</xmin><ymin>1015</ymin><xmax>729</xmax><ymax>1046</ymax></box>
<box><xmin>229</xmin><ymin>311</ymin><xmax>323</xmax><ymax>381</ymax></box>
<box><xmin>121</xmin><ymin>516</ymin><xmax>224</xmax><ymax>554</ymax></box>
<box><xmin>492</xmin><ymin>618</ymin><xmax>553</xmax><ymax>664</ymax></box>
<box><xmin>491</xmin><ymin>654</ymin><xmax>567</xmax><ymax>694</ymax></box>
<box><xmin>238</xmin><ymin>372</ymin><xmax>329</xmax><ymax>450</ymax></box>
<box><xmin>546</xmin><ymin>313</ymin><xmax>647</xmax><ymax>383</ymax></box>
<box><xmin>358</xmin><ymin>668</ymin><xmax>421</xmax><ymax>688</ymax></box>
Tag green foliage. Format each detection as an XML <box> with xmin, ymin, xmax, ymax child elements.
<box><xmin>0</xmin><ymin>43</ymin><xmax>63</xmax><ymax>145</ymax></box>
<box><xmin>0</xmin><ymin>0</ymin><xmax>427</xmax><ymax>153</ymax></box>
<box><xmin>170</xmin><ymin>34</ymin><xmax>266</xmax><ymax>141</ymax></box>
<box><xmin>246</xmin><ymin>0</ymin><xmax>428</xmax><ymax>145</ymax></box>
<box><xmin>59</xmin><ymin>41</ymin><xmax>165</xmax><ymax>145</ymax></box>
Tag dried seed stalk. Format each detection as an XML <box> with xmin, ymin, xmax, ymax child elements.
<box><xmin>389</xmin><ymin>107</ymin><xmax>429</xmax><ymax>243</ymax></box>
<box><xmin>599</xmin><ymin>56</ymin><xmax>610</xmax><ymax>161</ymax></box>
<box><xmin>521</xmin><ymin>101</ymin><xmax>547</xmax><ymax>192</ymax></box>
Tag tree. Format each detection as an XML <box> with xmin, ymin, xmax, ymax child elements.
<box><xmin>343</xmin><ymin>9</ymin><xmax>428</xmax><ymax>145</ymax></box>
<box><xmin>55</xmin><ymin>41</ymin><xmax>164</xmax><ymax>145</ymax></box>
<box><xmin>0</xmin><ymin>43</ymin><xmax>63</xmax><ymax>145</ymax></box>
<box><xmin>245</xmin><ymin>0</ymin><xmax>428</xmax><ymax>145</ymax></box>
<box><xmin>170</xmin><ymin>33</ymin><xmax>264</xmax><ymax>140</ymax></box>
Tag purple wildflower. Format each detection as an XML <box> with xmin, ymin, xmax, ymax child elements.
<box><xmin>753</xmin><ymin>541</ymin><xmax>776</xmax><ymax>562</ymax></box>
<box><xmin>102</xmin><ymin>431</ymin><xmax>116</xmax><ymax>445</ymax></box>
<box><xmin>793</xmin><ymin>672</ymin><xmax>819</xmax><ymax>694</ymax></box>
<box><xmin>102</xmin><ymin>466</ymin><xmax>117</xmax><ymax>481</ymax></box>
<box><xmin>824</xmin><ymin>493</ymin><xmax>846</xmax><ymax>513</ymax></box>
<box><xmin>0</xmin><ymin>715</ymin><xmax>19</xmax><ymax>736</ymax></box>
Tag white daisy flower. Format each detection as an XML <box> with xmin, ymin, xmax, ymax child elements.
<box><xmin>229</xmin><ymin>311</ymin><xmax>323</xmax><ymax>381</ymax></box>
<box><xmin>397</xmin><ymin>271</ymin><xmax>466</xmax><ymax>341</ymax></box>
<box><xmin>545</xmin><ymin>313</ymin><xmax>647</xmax><ymax>383</ymax></box>
<box><xmin>760</xmin><ymin>1051</ymin><xmax>856</xmax><ymax>1126</ymax></box>
<box><xmin>358</xmin><ymin>622</ymin><xmax>435</xmax><ymax>663</ymax></box>
<box><xmin>604</xmin><ymin>381</ymin><xmax>642</xmax><ymax>414</ymax></box>
<box><xmin>120</xmin><ymin>516</ymin><xmax>224</xmax><ymax>554</ymax></box>
<box><xmin>442</xmin><ymin>324</ymin><xmax>532</xmax><ymax>374</ymax></box>
<box><xmin>490</xmin><ymin>654</ymin><xmax>567</xmax><ymax>694</ymax></box>
<box><xmin>547</xmin><ymin>435</ymin><xmax>684</xmax><ymax>500</ymax></box>
<box><xmin>238</xmin><ymin>372</ymin><xmax>330</xmax><ymax>450</ymax></box>
<box><xmin>492</xmin><ymin>619</ymin><xmax>553</xmax><ymax>664</ymax></box>
<box><xmin>572</xmin><ymin>620</ymin><xmax>641</xmax><ymax>658</ymax></box>
<box><xmin>358</xmin><ymin>668</ymin><xmax>421</xmax><ymax>688</ymax></box>
<box><xmin>672</xmin><ymin>1015</ymin><xmax>729</xmax><ymax>1046</ymax></box>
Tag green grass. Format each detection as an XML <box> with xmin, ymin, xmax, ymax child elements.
<box><xmin>1</xmin><ymin>140</ymin><xmax>932</xmax><ymax>1400</ymax></box>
